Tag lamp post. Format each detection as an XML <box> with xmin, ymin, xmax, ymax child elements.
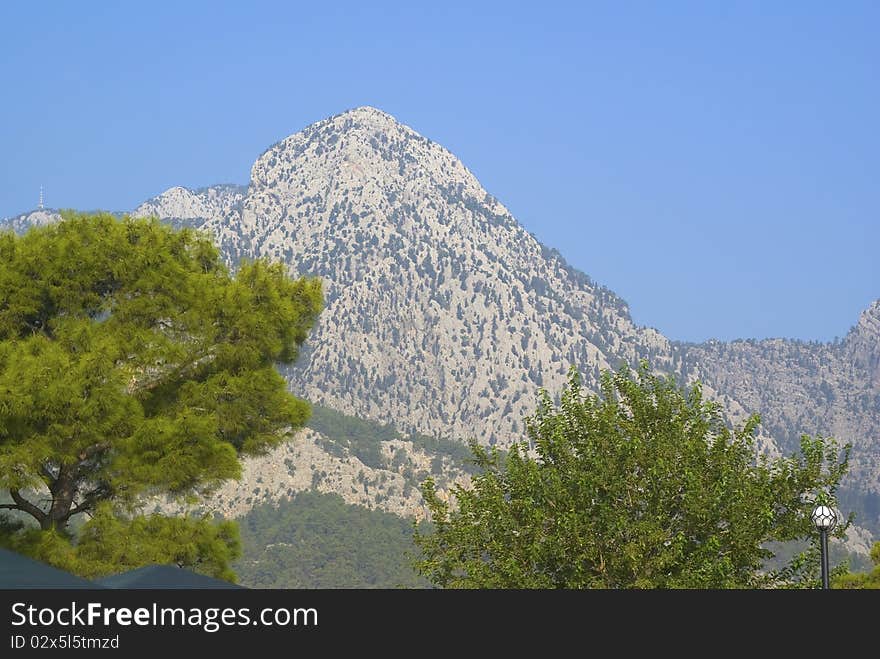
<box><xmin>810</xmin><ymin>505</ymin><xmax>838</xmax><ymax>589</ymax></box>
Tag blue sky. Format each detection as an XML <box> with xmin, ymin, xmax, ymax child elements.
<box><xmin>1</xmin><ymin>1</ymin><xmax>877</xmax><ymax>342</ymax></box>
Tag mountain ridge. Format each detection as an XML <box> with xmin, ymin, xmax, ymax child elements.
<box><xmin>4</xmin><ymin>106</ymin><xmax>878</xmax><ymax>541</ymax></box>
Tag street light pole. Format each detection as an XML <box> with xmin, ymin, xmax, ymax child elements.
<box><xmin>819</xmin><ymin>527</ymin><xmax>830</xmax><ymax>589</ymax></box>
<box><xmin>811</xmin><ymin>505</ymin><xmax>838</xmax><ymax>590</ymax></box>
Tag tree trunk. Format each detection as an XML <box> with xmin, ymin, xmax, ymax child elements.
<box><xmin>44</xmin><ymin>465</ymin><xmax>77</xmax><ymax>532</ymax></box>
<box><xmin>4</xmin><ymin>450</ymin><xmax>111</xmax><ymax>533</ymax></box>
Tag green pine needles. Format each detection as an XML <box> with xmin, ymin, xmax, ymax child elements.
<box><xmin>0</xmin><ymin>212</ymin><xmax>322</xmax><ymax>580</ymax></box>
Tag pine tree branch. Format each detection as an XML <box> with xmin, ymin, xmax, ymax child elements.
<box><xmin>8</xmin><ymin>489</ymin><xmax>47</xmax><ymax>525</ymax></box>
<box><xmin>64</xmin><ymin>484</ymin><xmax>112</xmax><ymax>520</ymax></box>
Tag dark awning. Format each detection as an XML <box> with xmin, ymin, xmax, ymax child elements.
<box><xmin>0</xmin><ymin>548</ymin><xmax>102</xmax><ymax>589</ymax></box>
<box><xmin>96</xmin><ymin>564</ymin><xmax>246</xmax><ymax>589</ymax></box>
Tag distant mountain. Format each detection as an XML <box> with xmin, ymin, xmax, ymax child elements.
<box><xmin>2</xmin><ymin>208</ymin><xmax>62</xmax><ymax>234</ymax></box>
<box><xmin>4</xmin><ymin>107</ymin><xmax>878</xmax><ymax>547</ymax></box>
<box><xmin>680</xmin><ymin>301</ymin><xmax>880</xmax><ymax>530</ymax></box>
<box><xmin>131</xmin><ymin>184</ymin><xmax>248</xmax><ymax>263</ymax></box>
<box><xmin>132</xmin><ymin>183</ymin><xmax>246</xmax><ymax>226</ymax></box>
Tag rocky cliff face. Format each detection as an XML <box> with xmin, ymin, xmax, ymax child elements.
<box><xmin>236</xmin><ymin>107</ymin><xmax>676</xmax><ymax>448</ymax></box>
<box><xmin>682</xmin><ymin>301</ymin><xmax>880</xmax><ymax>530</ymax></box>
<box><xmin>195</xmin><ymin>427</ymin><xmax>471</xmax><ymax>520</ymax></box>
<box><xmin>3</xmin><ymin>107</ymin><xmax>878</xmax><ymax>542</ymax></box>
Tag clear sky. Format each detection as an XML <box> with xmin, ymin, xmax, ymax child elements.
<box><xmin>1</xmin><ymin>1</ymin><xmax>877</xmax><ymax>343</ymax></box>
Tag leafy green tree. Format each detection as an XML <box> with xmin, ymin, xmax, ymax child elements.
<box><xmin>415</xmin><ymin>363</ymin><xmax>851</xmax><ymax>588</ymax></box>
<box><xmin>833</xmin><ymin>542</ymin><xmax>880</xmax><ymax>589</ymax></box>
<box><xmin>0</xmin><ymin>212</ymin><xmax>322</xmax><ymax>579</ymax></box>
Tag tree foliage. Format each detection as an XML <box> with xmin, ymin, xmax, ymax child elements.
<box><xmin>415</xmin><ymin>363</ymin><xmax>851</xmax><ymax>588</ymax></box>
<box><xmin>833</xmin><ymin>542</ymin><xmax>880</xmax><ymax>589</ymax></box>
<box><xmin>1</xmin><ymin>504</ymin><xmax>241</xmax><ymax>581</ymax></box>
<box><xmin>0</xmin><ymin>212</ymin><xmax>322</xmax><ymax>578</ymax></box>
<box><xmin>235</xmin><ymin>491</ymin><xmax>429</xmax><ymax>588</ymax></box>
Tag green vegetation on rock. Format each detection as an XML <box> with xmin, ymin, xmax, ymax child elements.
<box><xmin>834</xmin><ymin>542</ymin><xmax>880</xmax><ymax>589</ymax></box>
<box><xmin>235</xmin><ymin>490</ymin><xmax>428</xmax><ymax>588</ymax></box>
<box><xmin>307</xmin><ymin>404</ymin><xmax>479</xmax><ymax>473</ymax></box>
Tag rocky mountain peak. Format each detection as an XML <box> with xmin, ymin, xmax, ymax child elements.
<box><xmin>132</xmin><ymin>184</ymin><xmax>247</xmax><ymax>224</ymax></box>
<box><xmin>227</xmin><ymin>108</ymin><xmax>665</xmax><ymax>448</ymax></box>
<box><xmin>328</xmin><ymin>105</ymin><xmax>412</xmax><ymax>134</ymax></box>
<box><xmin>247</xmin><ymin>106</ymin><xmax>486</xmax><ymax>221</ymax></box>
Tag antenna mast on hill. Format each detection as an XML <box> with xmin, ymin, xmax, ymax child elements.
<box><xmin>38</xmin><ymin>185</ymin><xmax>44</xmax><ymax>210</ymax></box>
